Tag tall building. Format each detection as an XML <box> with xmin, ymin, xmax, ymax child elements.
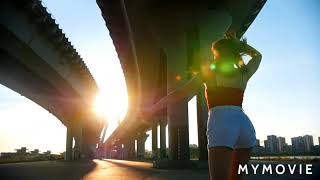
<box><xmin>303</xmin><ymin>135</ymin><xmax>314</xmax><ymax>152</ymax></box>
<box><xmin>252</xmin><ymin>139</ymin><xmax>264</xmax><ymax>155</ymax></box>
<box><xmin>264</xmin><ymin>140</ymin><xmax>269</xmax><ymax>151</ymax></box>
<box><xmin>256</xmin><ymin>139</ymin><xmax>260</xmax><ymax>146</ymax></box>
<box><xmin>278</xmin><ymin>137</ymin><xmax>286</xmax><ymax>152</ymax></box>
<box><xmin>267</xmin><ymin>135</ymin><xmax>279</xmax><ymax>153</ymax></box>
<box><xmin>292</xmin><ymin>136</ymin><xmax>305</xmax><ymax>153</ymax></box>
<box><xmin>318</xmin><ymin>137</ymin><xmax>320</xmax><ymax>146</ymax></box>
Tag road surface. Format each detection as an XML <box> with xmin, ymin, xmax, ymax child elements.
<box><xmin>0</xmin><ymin>159</ymin><xmax>319</xmax><ymax>180</ymax></box>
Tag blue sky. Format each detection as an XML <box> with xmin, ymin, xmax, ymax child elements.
<box><xmin>243</xmin><ymin>0</ymin><xmax>320</xmax><ymax>144</ymax></box>
<box><xmin>0</xmin><ymin>0</ymin><xmax>319</xmax><ymax>153</ymax></box>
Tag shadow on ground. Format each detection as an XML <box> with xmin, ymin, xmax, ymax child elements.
<box><xmin>0</xmin><ymin>160</ymin><xmax>97</xmax><ymax>180</ymax></box>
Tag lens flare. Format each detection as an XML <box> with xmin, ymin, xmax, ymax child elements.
<box><xmin>220</xmin><ymin>62</ymin><xmax>234</xmax><ymax>73</ymax></box>
<box><xmin>210</xmin><ymin>63</ymin><xmax>216</xmax><ymax>70</ymax></box>
<box><xmin>175</xmin><ymin>74</ymin><xmax>182</xmax><ymax>81</ymax></box>
<box><xmin>92</xmin><ymin>91</ymin><xmax>127</xmax><ymax>122</ymax></box>
<box><xmin>93</xmin><ymin>93</ymin><xmax>108</xmax><ymax>118</ymax></box>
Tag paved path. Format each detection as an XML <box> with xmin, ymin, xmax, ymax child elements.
<box><xmin>0</xmin><ymin>159</ymin><xmax>319</xmax><ymax>180</ymax></box>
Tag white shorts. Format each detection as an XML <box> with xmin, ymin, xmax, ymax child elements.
<box><xmin>207</xmin><ymin>106</ymin><xmax>256</xmax><ymax>149</ymax></box>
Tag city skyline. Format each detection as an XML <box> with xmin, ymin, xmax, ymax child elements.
<box><xmin>1</xmin><ymin>134</ymin><xmax>319</xmax><ymax>154</ymax></box>
<box><xmin>0</xmin><ymin>0</ymin><xmax>320</xmax><ymax>154</ymax></box>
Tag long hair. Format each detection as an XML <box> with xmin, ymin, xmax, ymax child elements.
<box><xmin>211</xmin><ymin>38</ymin><xmax>247</xmax><ymax>76</ymax></box>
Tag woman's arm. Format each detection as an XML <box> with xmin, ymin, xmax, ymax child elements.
<box><xmin>148</xmin><ymin>74</ymin><xmax>203</xmax><ymax>114</ymax></box>
<box><xmin>243</xmin><ymin>43</ymin><xmax>262</xmax><ymax>78</ymax></box>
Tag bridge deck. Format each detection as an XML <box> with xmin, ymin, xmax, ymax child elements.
<box><xmin>0</xmin><ymin>160</ymin><xmax>319</xmax><ymax>180</ymax></box>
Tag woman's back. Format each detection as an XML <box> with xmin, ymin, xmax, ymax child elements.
<box><xmin>206</xmin><ymin>71</ymin><xmax>248</xmax><ymax>90</ymax></box>
<box><xmin>204</xmin><ymin>57</ymin><xmax>261</xmax><ymax>109</ymax></box>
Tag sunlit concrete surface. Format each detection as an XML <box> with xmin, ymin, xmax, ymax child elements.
<box><xmin>0</xmin><ymin>159</ymin><xmax>208</xmax><ymax>180</ymax></box>
<box><xmin>0</xmin><ymin>160</ymin><xmax>319</xmax><ymax>180</ymax></box>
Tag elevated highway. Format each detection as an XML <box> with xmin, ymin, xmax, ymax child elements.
<box><xmin>97</xmin><ymin>0</ymin><xmax>267</xmax><ymax>166</ymax></box>
<box><xmin>0</xmin><ymin>0</ymin><xmax>104</xmax><ymax>160</ymax></box>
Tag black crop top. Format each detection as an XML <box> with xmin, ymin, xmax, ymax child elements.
<box><xmin>205</xmin><ymin>86</ymin><xmax>244</xmax><ymax>109</ymax></box>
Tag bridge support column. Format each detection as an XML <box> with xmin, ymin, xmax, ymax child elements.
<box><xmin>165</xmin><ymin>36</ymin><xmax>190</xmax><ymax>162</ymax></box>
<box><xmin>123</xmin><ymin>138</ymin><xmax>135</xmax><ymax>160</ymax></box>
<box><xmin>136</xmin><ymin>132</ymin><xmax>148</xmax><ymax>160</ymax></box>
<box><xmin>152</xmin><ymin>123</ymin><xmax>158</xmax><ymax>160</ymax></box>
<box><xmin>152</xmin><ymin>9</ymin><xmax>232</xmax><ymax>168</ymax></box>
<box><xmin>197</xmin><ymin>88</ymin><xmax>208</xmax><ymax>161</ymax></box>
<box><xmin>159</xmin><ymin>119</ymin><xmax>167</xmax><ymax>159</ymax></box>
<box><xmin>65</xmin><ymin>126</ymin><xmax>73</xmax><ymax>161</ymax></box>
<box><xmin>73</xmin><ymin>122</ymin><xmax>83</xmax><ymax>160</ymax></box>
<box><xmin>167</xmin><ymin>103</ymin><xmax>189</xmax><ymax>161</ymax></box>
<box><xmin>82</xmin><ymin>141</ymin><xmax>96</xmax><ymax>159</ymax></box>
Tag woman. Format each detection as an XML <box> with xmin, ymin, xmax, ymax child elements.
<box><xmin>142</xmin><ymin>33</ymin><xmax>262</xmax><ymax>180</ymax></box>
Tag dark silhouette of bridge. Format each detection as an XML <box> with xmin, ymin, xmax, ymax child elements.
<box><xmin>0</xmin><ymin>0</ymin><xmax>104</xmax><ymax>161</ymax></box>
<box><xmin>96</xmin><ymin>0</ymin><xmax>266</xmax><ymax>168</ymax></box>
<box><xmin>1</xmin><ymin>0</ymin><xmax>267</xmax><ymax>169</ymax></box>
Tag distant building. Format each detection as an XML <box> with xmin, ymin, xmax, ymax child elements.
<box><xmin>1</xmin><ymin>147</ymin><xmax>28</xmax><ymax>159</ymax></box>
<box><xmin>318</xmin><ymin>137</ymin><xmax>320</xmax><ymax>146</ymax></box>
<box><xmin>303</xmin><ymin>135</ymin><xmax>314</xmax><ymax>152</ymax></box>
<box><xmin>256</xmin><ymin>139</ymin><xmax>260</xmax><ymax>146</ymax></box>
<box><xmin>264</xmin><ymin>140</ymin><xmax>269</xmax><ymax>151</ymax></box>
<box><xmin>292</xmin><ymin>136</ymin><xmax>305</xmax><ymax>153</ymax></box>
<box><xmin>0</xmin><ymin>147</ymin><xmax>55</xmax><ymax>159</ymax></box>
<box><xmin>43</xmin><ymin>150</ymin><xmax>51</xmax><ymax>155</ymax></box>
<box><xmin>278</xmin><ymin>137</ymin><xmax>286</xmax><ymax>152</ymax></box>
<box><xmin>15</xmin><ymin>147</ymin><xmax>28</xmax><ymax>157</ymax></box>
<box><xmin>267</xmin><ymin>135</ymin><xmax>279</xmax><ymax>153</ymax></box>
<box><xmin>252</xmin><ymin>139</ymin><xmax>265</xmax><ymax>155</ymax></box>
<box><xmin>311</xmin><ymin>145</ymin><xmax>320</xmax><ymax>154</ymax></box>
<box><xmin>30</xmin><ymin>149</ymin><xmax>39</xmax><ymax>155</ymax></box>
<box><xmin>283</xmin><ymin>145</ymin><xmax>293</xmax><ymax>154</ymax></box>
<box><xmin>0</xmin><ymin>152</ymin><xmax>16</xmax><ymax>158</ymax></box>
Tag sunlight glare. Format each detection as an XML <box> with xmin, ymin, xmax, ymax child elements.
<box><xmin>93</xmin><ymin>88</ymin><xmax>128</xmax><ymax>123</ymax></box>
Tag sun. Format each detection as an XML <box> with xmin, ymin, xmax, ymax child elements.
<box><xmin>92</xmin><ymin>90</ymin><xmax>128</xmax><ymax>122</ymax></box>
<box><xmin>93</xmin><ymin>93</ymin><xmax>108</xmax><ymax>118</ymax></box>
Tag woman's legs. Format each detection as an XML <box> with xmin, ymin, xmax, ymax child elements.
<box><xmin>207</xmin><ymin>107</ymin><xmax>255</xmax><ymax>179</ymax></box>
<box><xmin>208</xmin><ymin>147</ymin><xmax>233</xmax><ymax>180</ymax></box>
<box><xmin>208</xmin><ymin>147</ymin><xmax>252</xmax><ymax>180</ymax></box>
<box><xmin>230</xmin><ymin>148</ymin><xmax>252</xmax><ymax>180</ymax></box>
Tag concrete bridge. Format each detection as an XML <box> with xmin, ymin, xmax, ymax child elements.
<box><xmin>0</xmin><ymin>0</ymin><xmax>104</xmax><ymax>160</ymax></box>
<box><xmin>97</xmin><ymin>0</ymin><xmax>267</xmax><ymax>167</ymax></box>
<box><xmin>0</xmin><ymin>0</ymin><xmax>267</xmax><ymax>166</ymax></box>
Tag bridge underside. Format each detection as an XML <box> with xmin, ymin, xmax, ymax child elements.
<box><xmin>1</xmin><ymin>0</ymin><xmax>104</xmax><ymax>160</ymax></box>
<box><xmin>97</xmin><ymin>0</ymin><xmax>266</xmax><ymax>166</ymax></box>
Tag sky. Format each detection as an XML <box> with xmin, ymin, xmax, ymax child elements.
<box><xmin>0</xmin><ymin>0</ymin><xmax>319</xmax><ymax>154</ymax></box>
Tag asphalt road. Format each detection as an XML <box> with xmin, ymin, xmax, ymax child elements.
<box><xmin>0</xmin><ymin>159</ymin><xmax>319</xmax><ymax>180</ymax></box>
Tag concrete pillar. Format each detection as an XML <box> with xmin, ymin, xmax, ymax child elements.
<box><xmin>123</xmin><ymin>138</ymin><xmax>136</xmax><ymax>160</ymax></box>
<box><xmin>82</xmin><ymin>142</ymin><xmax>96</xmax><ymax>159</ymax></box>
<box><xmin>197</xmin><ymin>88</ymin><xmax>208</xmax><ymax>160</ymax></box>
<box><xmin>159</xmin><ymin>119</ymin><xmax>167</xmax><ymax>159</ymax></box>
<box><xmin>167</xmin><ymin>103</ymin><xmax>189</xmax><ymax>160</ymax></box>
<box><xmin>73</xmin><ymin>123</ymin><xmax>83</xmax><ymax>160</ymax></box>
<box><xmin>65</xmin><ymin>126</ymin><xmax>73</xmax><ymax>161</ymax></box>
<box><xmin>187</xmin><ymin>26</ymin><xmax>209</xmax><ymax>161</ymax></box>
<box><xmin>115</xmin><ymin>141</ymin><xmax>122</xmax><ymax>159</ymax></box>
<box><xmin>165</xmin><ymin>34</ymin><xmax>190</xmax><ymax>161</ymax></box>
<box><xmin>136</xmin><ymin>132</ymin><xmax>148</xmax><ymax>160</ymax></box>
<box><xmin>149</xmin><ymin>9</ymin><xmax>232</xmax><ymax>167</ymax></box>
<box><xmin>106</xmin><ymin>144</ymin><xmax>111</xmax><ymax>159</ymax></box>
<box><xmin>152</xmin><ymin>124</ymin><xmax>158</xmax><ymax>160</ymax></box>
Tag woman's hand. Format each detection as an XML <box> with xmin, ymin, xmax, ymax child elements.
<box><xmin>243</xmin><ymin>43</ymin><xmax>262</xmax><ymax>58</ymax></box>
<box><xmin>226</xmin><ymin>33</ymin><xmax>259</xmax><ymax>57</ymax></box>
